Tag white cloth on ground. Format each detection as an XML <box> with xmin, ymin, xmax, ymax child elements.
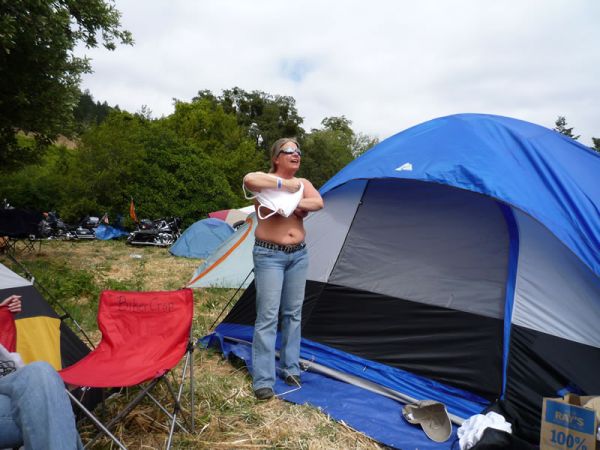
<box><xmin>457</xmin><ymin>411</ymin><xmax>512</xmax><ymax>450</ymax></box>
<box><xmin>582</xmin><ymin>397</ymin><xmax>600</xmax><ymax>440</ymax></box>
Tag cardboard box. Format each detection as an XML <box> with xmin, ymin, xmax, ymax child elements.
<box><xmin>540</xmin><ymin>394</ymin><xmax>599</xmax><ymax>450</ymax></box>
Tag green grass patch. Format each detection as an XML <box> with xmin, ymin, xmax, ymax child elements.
<box><xmin>0</xmin><ymin>241</ymin><xmax>382</xmax><ymax>449</ymax></box>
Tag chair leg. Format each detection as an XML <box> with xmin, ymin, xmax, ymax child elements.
<box><xmin>5</xmin><ymin>238</ymin><xmax>16</xmax><ymax>256</ymax></box>
<box><xmin>164</xmin><ymin>375</ymin><xmax>188</xmax><ymax>448</ymax></box>
<box><xmin>103</xmin><ymin>378</ymin><xmax>162</xmax><ymax>430</ymax></box>
<box><xmin>68</xmin><ymin>341</ymin><xmax>196</xmax><ymax>450</ymax></box>
<box><xmin>82</xmin><ymin>379</ymin><xmax>160</xmax><ymax>449</ymax></box>
<box><xmin>66</xmin><ymin>390</ymin><xmax>127</xmax><ymax>450</ymax></box>
<box><xmin>146</xmin><ymin>391</ymin><xmax>189</xmax><ymax>433</ymax></box>
<box><xmin>165</xmin><ymin>343</ymin><xmax>195</xmax><ymax>450</ymax></box>
<box><xmin>190</xmin><ymin>341</ymin><xmax>195</xmax><ymax>432</ymax></box>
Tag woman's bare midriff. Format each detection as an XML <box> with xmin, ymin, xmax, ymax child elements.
<box><xmin>254</xmin><ymin>209</ymin><xmax>305</xmax><ymax>245</ymax></box>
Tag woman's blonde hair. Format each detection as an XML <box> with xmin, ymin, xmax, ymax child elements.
<box><xmin>269</xmin><ymin>137</ymin><xmax>300</xmax><ymax>173</ymax></box>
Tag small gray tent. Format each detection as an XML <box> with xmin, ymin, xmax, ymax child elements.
<box><xmin>187</xmin><ymin>214</ymin><xmax>256</xmax><ymax>288</ymax></box>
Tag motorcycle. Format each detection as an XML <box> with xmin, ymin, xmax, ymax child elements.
<box><xmin>71</xmin><ymin>215</ymin><xmax>103</xmax><ymax>240</ymax></box>
<box><xmin>2</xmin><ymin>199</ymin><xmax>14</xmax><ymax>210</ymax></box>
<box><xmin>126</xmin><ymin>217</ymin><xmax>182</xmax><ymax>247</ymax></box>
<box><xmin>38</xmin><ymin>211</ymin><xmax>75</xmax><ymax>239</ymax></box>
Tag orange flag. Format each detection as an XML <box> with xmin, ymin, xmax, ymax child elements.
<box><xmin>129</xmin><ymin>198</ymin><xmax>138</xmax><ymax>223</ymax></box>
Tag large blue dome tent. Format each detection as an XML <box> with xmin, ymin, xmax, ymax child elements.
<box><xmin>202</xmin><ymin>114</ymin><xmax>600</xmax><ymax>448</ymax></box>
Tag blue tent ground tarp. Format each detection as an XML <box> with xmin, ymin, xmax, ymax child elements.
<box><xmin>170</xmin><ymin>218</ymin><xmax>234</xmax><ymax>259</ymax></box>
<box><xmin>94</xmin><ymin>224</ymin><xmax>129</xmax><ymax>240</ymax></box>
<box><xmin>202</xmin><ymin>113</ymin><xmax>600</xmax><ymax>449</ymax></box>
<box><xmin>202</xmin><ymin>324</ymin><xmax>479</xmax><ymax>450</ymax></box>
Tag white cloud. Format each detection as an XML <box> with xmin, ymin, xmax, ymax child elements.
<box><xmin>77</xmin><ymin>0</ymin><xmax>600</xmax><ymax>145</ymax></box>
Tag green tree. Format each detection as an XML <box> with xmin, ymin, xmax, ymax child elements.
<box><xmin>168</xmin><ymin>97</ymin><xmax>264</xmax><ymax>194</ymax></box>
<box><xmin>0</xmin><ymin>0</ymin><xmax>132</xmax><ymax>171</ymax></box>
<box><xmin>300</xmin><ymin>117</ymin><xmax>355</xmax><ymax>189</ymax></box>
<box><xmin>553</xmin><ymin>116</ymin><xmax>580</xmax><ymax>140</ymax></box>
<box><xmin>0</xmin><ymin>142</ymin><xmax>76</xmax><ymax>213</ymax></box>
<box><xmin>2</xmin><ymin>83</ymin><xmax>380</xmax><ymax>222</ymax></box>
<box><xmin>318</xmin><ymin>116</ymin><xmax>379</xmax><ymax>157</ymax></box>
<box><xmin>59</xmin><ymin>100</ymin><xmax>261</xmax><ymax>226</ymax></box>
<box><xmin>127</xmin><ymin>130</ymin><xmax>239</xmax><ymax>226</ymax></box>
<box><xmin>61</xmin><ymin>111</ymin><xmax>147</xmax><ymax>221</ymax></box>
<box><xmin>197</xmin><ymin>88</ymin><xmax>305</xmax><ymax>160</ymax></box>
<box><xmin>320</xmin><ymin>116</ymin><xmax>354</xmax><ymax>135</ymax></box>
<box><xmin>352</xmin><ymin>132</ymin><xmax>379</xmax><ymax>158</ymax></box>
<box><xmin>591</xmin><ymin>137</ymin><xmax>600</xmax><ymax>153</ymax></box>
<box><xmin>73</xmin><ymin>90</ymin><xmax>120</xmax><ymax>133</ymax></box>
<box><xmin>299</xmin><ymin>116</ymin><xmax>379</xmax><ymax>188</ymax></box>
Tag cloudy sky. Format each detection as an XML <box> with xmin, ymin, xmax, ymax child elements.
<box><xmin>78</xmin><ymin>0</ymin><xmax>600</xmax><ymax>145</ymax></box>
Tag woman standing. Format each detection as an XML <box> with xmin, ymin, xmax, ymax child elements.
<box><xmin>243</xmin><ymin>138</ymin><xmax>323</xmax><ymax>400</ymax></box>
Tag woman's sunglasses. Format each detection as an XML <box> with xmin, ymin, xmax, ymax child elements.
<box><xmin>278</xmin><ymin>147</ymin><xmax>302</xmax><ymax>157</ymax></box>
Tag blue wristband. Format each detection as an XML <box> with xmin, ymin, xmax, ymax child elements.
<box><xmin>277</xmin><ymin>177</ymin><xmax>283</xmax><ymax>190</ymax></box>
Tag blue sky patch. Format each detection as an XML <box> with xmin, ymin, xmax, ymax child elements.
<box><xmin>279</xmin><ymin>58</ymin><xmax>315</xmax><ymax>83</ymax></box>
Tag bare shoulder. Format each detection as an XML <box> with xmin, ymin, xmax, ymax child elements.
<box><xmin>298</xmin><ymin>178</ymin><xmax>315</xmax><ymax>188</ymax></box>
<box><xmin>299</xmin><ymin>178</ymin><xmax>321</xmax><ymax>197</ymax></box>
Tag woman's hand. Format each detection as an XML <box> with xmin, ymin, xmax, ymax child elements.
<box><xmin>283</xmin><ymin>178</ymin><xmax>302</xmax><ymax>193</ymax></box>
<box><xmin>0</xmin><ymin>295</ymin><xmax>22</xmax><ymax>314</ymax></box>
<box><xmin>293</xmin><ymin>208</ymin><xmax>308</xmax><ymax>219</ymax></box>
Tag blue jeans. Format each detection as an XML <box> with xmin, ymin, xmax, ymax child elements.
<box><xmin>0</xmin><ymin>361</ymin><xmax>83</xmax><ymax>449</ymax></box>
<box><xmin>252</xmin><ymin>245</ymin><xmax>308</xmax><ymax>390</ymax></box>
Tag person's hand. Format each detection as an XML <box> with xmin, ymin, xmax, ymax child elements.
<box><xmin>284</xmin><ymin>178</ymin><xmax>302</xmax><ymax>193</ymax></box>
<box><xmin>0</xmin><ymin>295</ymin><xmax>22</xmax><ymax>314</ymax></box>
<box><xmin>293</xmin><ymin>208</ymin><xmax>308</xmax><ymax>219</ymax></box>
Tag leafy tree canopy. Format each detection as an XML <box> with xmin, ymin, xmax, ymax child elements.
<box><xmin>301</xmin><ymin>116</ymin><xmax>360</xmax><ymax>189</ymax></box>
<box><xmin>553</xmin><ymin>116</ymin><xmax>580</xmax><ymax>140</ymax></box>
<box><xmin>0</xmin><ymin>0</ymin><xmax>132</xmax><ymax>171</ymax></box>
<box><xmin>0</xmin><ymin>87</ymin><xmax>380</xmax><ymax>225</ymax></box>
<box><xmin>73</xmin><ymin>90</ymin><xmax>120</xmax><ymax>133</ymax></box>
<box><xmin>195</xmin><ymin>87</ymin><xmax>305</xmax><ymax>162</ymax></box>
<box><xmin>552</xmin><ymin>116</ymin><xmax>600</xmax><ymax>153</ymax></box>
<box><xmin>13</xmin><ymin>99</ymin><xmax>264</xmax><ymax>225</ymax></box>
<box><xmin>0</xmin><ymin>141</ymin><xmax>77</xmax><ymax>212</ymax></box>
<box><xmin>352</xmin><ymin>132</ymin><xmax>379</xmax><ymax>158</ymax></box>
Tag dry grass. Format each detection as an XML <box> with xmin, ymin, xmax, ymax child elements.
<box><xmin>1</xmin><ymin>240</ymin><xmax>385</xmax><ymax>450</ymax></box>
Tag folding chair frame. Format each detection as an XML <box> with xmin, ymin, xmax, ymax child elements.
<box><xmin>0</xmin><ymin>236</ymin><xmax>41</xmax><ymax>255</ymax></box>
<box><xmin>68</xmin><ymin>335</ymin><xmax>196</xmax><ymax>450</ymax></box>
<box><xmin>0</xmin><ymin>236</ymin><xmax>17</xmax><ymax>255</ymax></box>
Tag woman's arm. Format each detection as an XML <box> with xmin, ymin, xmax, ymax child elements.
<box><xmin>243</xmin><ymin>172</ymin><xmax>302</xmax><ymax>193</ymax></box>
<box><xmin>297</xmin><ymin>179</ymin><xmax>324</xmax><ymax>212</ymax></box>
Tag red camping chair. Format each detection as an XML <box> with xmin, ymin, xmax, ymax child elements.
<box><xmin>0</xmin><ymin>307</ymin><xmax>18</xmax><ymax>378</ymax></box>
<box><xmin>0</xmin><ymin>306</ymin><xmax>17</xmax><ymax>352</ymax></box>
<box><xmin>60</xmin><ymin>289</ymin><xmax>195</xmax><ymax>450</ymax></box>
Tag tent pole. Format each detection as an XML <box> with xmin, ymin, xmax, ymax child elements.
<box><xmin>208</xmin><ymin>269</ymin><xmax>254</xmax><ymax>331</ymax></box>
<box><xmin>223</xmin><ymin>336</ymin><xmax>466</xmax><ymax>426</ymax></box>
